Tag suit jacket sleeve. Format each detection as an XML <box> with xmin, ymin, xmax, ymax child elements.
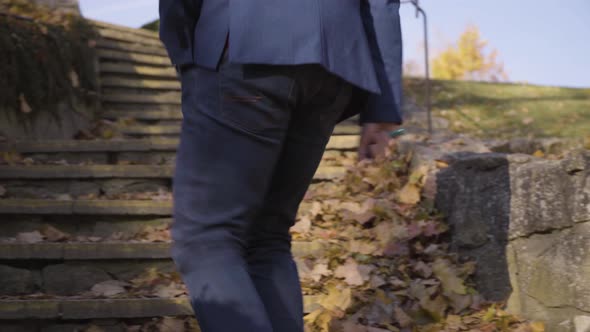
<box><xmin>159</xmin><ymin>0</ymin><xmax>202</xmax><ymax>64</ymax></box>
<box><xmin>361</xmin><ymin>0</ymin><xmax>404</xmax><ymax>124</ymax></box>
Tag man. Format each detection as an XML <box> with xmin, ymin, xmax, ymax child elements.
<box><xmin>159</xmin><ymin>1</ymin><xmax>403</xmax><ymax>331</ymax></box>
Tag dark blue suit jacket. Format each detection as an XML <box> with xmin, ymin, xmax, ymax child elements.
<box><xmin>159</xmin><ymin>0</ymin><xmax>403</xmax><ymax>124</ymax></box>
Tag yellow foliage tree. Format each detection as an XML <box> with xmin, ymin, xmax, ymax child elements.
<box><xmin>432</xmin><ymin>25</ymin><xmax>508</xmax><ymax>82</ymax></box>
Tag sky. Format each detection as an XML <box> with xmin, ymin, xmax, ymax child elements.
<box><xmin>79</xmin><ymin>0</ymin><xmax>590</xmax><ymax>88</ymax></box>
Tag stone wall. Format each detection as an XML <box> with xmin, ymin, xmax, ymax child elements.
<box><xmin>436</xmin><ymin>151</ymin><xmax>590</xmax><ymax>331</ymax></box>
<box><xmin>0</xmin><ymin>0</ymin><xmax>97</xmax><ymax>140</ymax></box>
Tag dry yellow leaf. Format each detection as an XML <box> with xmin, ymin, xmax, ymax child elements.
<box><xmin>432</xmin><ymin>259</ymin><xmax>467</xmax><ymax>295</ymax></box>
<box><xmin>319</xmin><ymin>285</ymin><xmax>352</xmax><ymax>312</ymax></box>
<box><xmin>396</xmin><ymin>183</ymin><xmax>421</xmax><ymax>205</ymax></box>
<box><xmin>530</xmin><ymin>321</ymin><xmax>545</xmax><ymax>332</ymax></box>
<box><xmin>532</xmin><ymin>150</ymin><xmax>545</xmax><ymax>158</ymax></box>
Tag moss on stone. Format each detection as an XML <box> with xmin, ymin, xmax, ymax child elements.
<box><xmin>0</xmin><ymin>0</ymin><xmax>98</xmax><ymax>126</ymax></box>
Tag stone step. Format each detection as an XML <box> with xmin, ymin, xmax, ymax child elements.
<box><xmin>100</xmin><ymin>77</ymin><xmax>180</xmax><ymax>91</ymax></box>
<box><xmin>0</xmin><ymin>137</ymin><xmax>357</xmax><ymax>166</ymax></box>
<box><xmin>118</xmin><ymin>124</ymin><xmax>181</xmax><ymax>137</ymax></box>
<box><xmin>96</xmin><ymin>29</ymin><xmax>164</xmax><ymax>48</ymax></box>
<box><xmin>0</xmin><ymin>200</ymin><xmax>172</xmax><ymax>216</ymax></box>
<box><xmin>0</xmin><ymin>296</ymin><xmax>321</xmax><ymax>320</ymax></box>
<box><xmin>1</xmin><ymin>136</ymin><xmax>359</xmax><ymax>154</ymax></box>
<box><xmin>0</xmin><ymin>241</ymin><xmax>325</xmax><ymax>260</ymax></box>
<box><xmin>100</xmin><ymin>63</ymin><xmax>177</xmax><ymax>79</ymax></box>
<box><xmin>0</xmin><ymin>165</ymin><xmax>173</xmax><ymax>179</ymax></box>
<box><xmin>96</xmin><ymin>39</ymin><xmax>168</xmax><ymax>57</ymax></box>
<box><xmin>0</xmin><ymin>189</ymin><xmax>332</xmax><ymax>215</ymax></box>
<box><xmin>117</xmin><ymin>123</ymin><xmax>361</xmax><ymax>137</ymax></box>
<box><xmin>0</xmin><ymin>164</ymin><xmax>344</xmax><ymax>181</ymax></box>
<box><xmin>0</xmin><ymin>298</ymin><xmax>193</xmax><ymax>320</ymax></box>
<box><xmin>89</xmin><ymin>20</ymin><xmax>161</xmax><ymax>41</ymax></box>
<box><xmin>98</xmin><ymin>49</ymin><xmax>172</xmax><ymax>67</ymax></box>
<box><xmin>0</xmin><ymin>216</ymin><xmax>172</xmax><ymax>239</ymax></box>
<box><xmin>102</xmin><ymin>109</ymin><xmax>183</xmax><ymax>121</ymax></box>
<box><xmin>0</xmin><ymin>138</ymin><xmax>178</xmax><ymax>153</ymax></box>
<box><xmin>102</xmin><ymin>92</ymin><xmax>182</xmax><ymax>105</ymax></box>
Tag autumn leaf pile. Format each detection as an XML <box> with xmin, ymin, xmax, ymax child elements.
<box><xmin>0</xmin><ymin>144</ymin><xmax>548</xmax><ymax>331</ymax></box>
<box><xmin>292</xmin><ymin>150</ymin><xmax>544</xmax><ymax>332</ymax></box>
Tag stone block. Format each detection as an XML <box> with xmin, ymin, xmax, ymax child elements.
<box><xmin>436</xmin><ymin>150</ymin><xmax>590</xmax><ymax>331</ymax></box>
<box><xmin>0</xmin><ymin>265</ymin><xmax>38</xmax><ymax>295</ymax></box>
<box><xmin>101</xmin><ymin>179</ymin><xmax>169</xmax><ymax>197</ymax></box>
<box><xmin>42</xmin><ymin>264</ymin><xmax>112</xmax><ymax>296</ymax></box>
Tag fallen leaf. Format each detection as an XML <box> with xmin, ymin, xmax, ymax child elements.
<box><xmin>420</xmin><ymin>295</ymin><xmax>448</xmax><ymax>322</ymax></box>
<box><xmin>19</xmin><ymin>94</ymin><xmax>32</xmax><ymax>114</ymax></box>
<box><xmin>319</xmin><ymin>285</ymin><xmax>352</xmax><ymax>312</ymax></box>
<box><xmin>40</xmin><ymin>225</ymin><xmax>69</xmax><ymax>242</ymax></box>
<box><xmin>334</xmin><ymin>259</ymin><xmax>371</xmax><ymax>286</ymax></box>
<box><xmin>435</xmin><ymin>160</ymin><xmax>449</xmax><ymax>168</ymax></box>
<box><xmin>349</xmin><ymin>240</ymin><xmax>378</xmax><ymax>255</ymax></box>
<box><xmin>157</xmin><ymin>317</ymin><xmax>186</xmax><ymax>332</ymax></box>
<box><xmin>0</xmin><ymin>185</ymin><xmax>6</xmax><ymax>197</ymax></box>
<box><xmin>338</xmin><ymin>321</ymin><xmax>370</xmax><ymax>332</ymax></box>
<box><xmin>84</xmin><ymin>325</ymin><xmax>105</xmax><ymax>332</ymax></box>
<box><xmin>3</xmin><ymin>152</ymin><xmax>24</xmax><ymax>165</ymax></box>
<box><xmin>447</xmin><ymin>292</ymin><xmax>472</xmax><ymax>313</ymax></box>
<box><xmin>153</xmin><ymin>283</ymin><xmax>186</xmax><ymax>298</ymax></box>
<box><xmin>382</xmin><ymin>241</ymin><xmax>409</xmax><ymax>257</ymax></box>
<box><xmin>91</xmin><ymin>280</ymin><xmax>128</xmax><ymax>297</ymax></box>
<box><xmin>69</xmin><ymin>69</ymin><xmax>79</xmax><ymax>88</ymax></box>
<box><xmin>530</xmin><ymin>321</ymin><xmax>545</xmax><ymax>332</ymax></box>
<box><xmin>408</xmin><ymin>166</ymin><xmax>428</xmax><ymax>187</ymax></box>
<box><xmin>394</xmin><ymin>306</ymin><xmax>414</xmax><ymax>328</ymax></box>
<box><xmin>305</xmin><ymin>308</ymin><xmax>337</xmax><ymax>332</ymax></box>
<box><xmin>396</xmin><ymin>183</ymin><xmax>421</xmax><ymax>205</ymax></box>
<box><xmin>413</xmin><ymin>261</ymin><xmax>433</xmax><ymax>278</ymax></box>
<box><xmin>16</xmin><ymin>231</ymin><xmax>44</xmax><ymax>243</ymax></box>
<box><xmin>533</xmin><ymin>150</ymin><xmax>545</xmax><ymax>158</ymax></box>
<box><xmin>369</xmin><ymin>275</ymin><xmax>386</xmax><ymax>288</ymax></box>
<box><xmin>432</xmin><ymin>258</ymin><xmax>467</xmax><ymax>295</ymax></box>
<box><xmin>445</xmin><ymin>314</ymin><xmax>465</xmax><ymax>330</ymax></box>
<box><xmin>290</xmin><ymin>216</ymin><xmax>311</xmax><ymax>235</ymax></box>
<box><xmin>310</xmin><ymin>263</ymin><xmax>332</xmax><ymax>282</ymax></box>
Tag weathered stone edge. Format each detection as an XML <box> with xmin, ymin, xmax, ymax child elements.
<box><xmin>95</xmin><ymin>39</ymin><xmax>168</xmax><ymax>57</ymax></box>
<box><xmin>0</xmin><ymin>200</ymin><xmax>173</xmax><ymax>215</ymax></box>
<box><xmin>0</xmin><ymin>241</ymin><xmax>325</xmax><ymax>260</ymax></box>
<box><xmin>89</xmin><ymin>20</ymin><xmax>160</xmax><ymax>40</ymax></box>
<box><xmin>0</xmin><ymin>165</ymin><xmax>174</xmax><ymax>179</ymax></box>
<box><xmin>102</xmin><ymin>109</ymin><xmax>183</xmax><ymax>120</ymax></box>
<box><xmin>0</xmin><ymin>165</ymin><xmax>342</xmax><ymax>180</ymax></box>
<box><xmin>0</xmin><ymin>135</ymin><xmax>358</xmax><ymax>153</ymax></box>
<box><xmin>0</xmin><ymin>296</ymin><xmax>322</xmax><ymax>320</ymax></box>
<box><xmin>96</xmin><ymin>28</ymin><xmax>163</xmax><ymax>48</ymax></box>
<box><xmin>0</xmin><ymin>138</ymin><xmax>179</xmax><ymax>153</ymax></box>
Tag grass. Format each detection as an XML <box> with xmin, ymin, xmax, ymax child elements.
<box><xmin>404</xmin><ymin>79</ymin><xmax>590</xmax><ymax>139</ymax></box>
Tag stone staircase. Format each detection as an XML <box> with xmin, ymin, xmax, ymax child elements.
<box><xmin>0</xmin><ymin>21</ymin><xmax>360</xmax><ymax>331</ymax></box>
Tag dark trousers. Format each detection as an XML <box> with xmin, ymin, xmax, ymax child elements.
<box><xmin>171</xmin><ymin>56</ymin><xmax>358</xmax><ymax>332</ymax></box>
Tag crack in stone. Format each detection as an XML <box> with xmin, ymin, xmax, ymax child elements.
<box><xmin>523</xmin><ymin>291</ymin><xmax>590</xmax><ymax>315</ymax></box>
<box><xmin>509</xmin><ymin>219</ymin><xmax>590</xmax><ymax>241</ymax></box>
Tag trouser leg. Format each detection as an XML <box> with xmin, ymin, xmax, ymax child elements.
<box><xmin>171</xmin><ymin>63</ymin><xmax>297</xmax><ymax>332</ymax></box>
<box><xmin>246</xmin><ymin>68</ymin><xmax>356</xmax><ymax>332</ymax></box>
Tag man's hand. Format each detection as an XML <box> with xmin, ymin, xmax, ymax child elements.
<box><xmin>358</xmin><ymin>123</ymin><xmax>401</xmax><ymax>160</ymax></box>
